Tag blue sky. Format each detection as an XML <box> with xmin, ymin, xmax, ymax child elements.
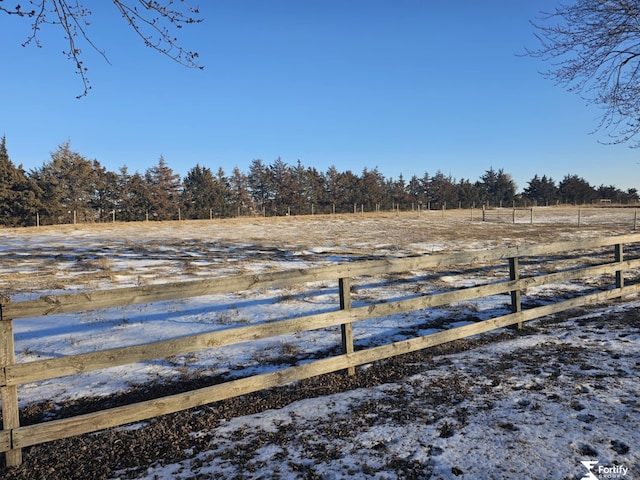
<box><xmin>1</xmin><ymin>1</ymin><xmax>638</xmax><ymax>192</ymax></box>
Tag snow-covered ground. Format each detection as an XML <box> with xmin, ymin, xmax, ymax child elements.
<box><xmin>0</xmin><ymin>210</ymin><xmax>638</xmax><ymax>479</ymax></box>
<box><xmin>130</xmin><ymin>305</ymin><xmax>639</xmax><ymax>480</ymax></box>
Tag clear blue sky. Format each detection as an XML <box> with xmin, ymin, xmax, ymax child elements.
<box><xmin>1</xmin><ymin>1</ymin><xmax>638</xmax><ymax>193</ymax></box>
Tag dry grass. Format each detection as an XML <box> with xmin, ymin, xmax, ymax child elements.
<box><xmin>0</xmin><ymin>208</ymin><xmax>635</xmax><ymax>298</ymax></box>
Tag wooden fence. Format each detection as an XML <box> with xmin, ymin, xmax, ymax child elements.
<box><xmin>2</xmin><ymin>233</ymin><xmax>640</xmax><ymax>467</ymax></box>
<box><xmin>482</xmin><ymin>206</ymin><xmax>639</xmax><ymax>227</ymax></box>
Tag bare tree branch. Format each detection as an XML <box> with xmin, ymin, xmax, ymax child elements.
<box><xmin>526</xmin><ymin>0</ymin><xmax>640</xmax><ymax>145</ymax></box>
<box><xmin>1</xmin><ymin>0</ymin><xmax>203</xmax><ymax>98</ymax></box>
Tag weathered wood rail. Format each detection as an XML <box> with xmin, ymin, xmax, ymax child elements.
<box><xmin>2</xmin><ymin>233</ymin><xmax>640</xmax><ymax>467</ymax></box>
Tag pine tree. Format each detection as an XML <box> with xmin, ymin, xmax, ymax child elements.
<box><xmin>389</xmin><ymin>174</ymin><xmax>411</xmax><ymax>209</ymax></box>
<box><xmin>31</xmin><ymin>141</ymin><xmax>101</xmax><ymax>224</ymax></box>
<box><xmin>304</xmin><ymin>166</ymin><xmax>325</xmax><ymax>213</ymax></box>
<box><xmin>558</xmin><ymin>174</ymin><xmax>597</xmax><ymax>205</ymax></box>
<box><xmin>323</xmin><ymin>167</ymin><xmax>359</xmax><ymax>213</ymax></box>
<box><xmin>269</xmin><ymin>157</ymin><xmax>293</xmax><ymax>215</ymax></box>
<box><xmin>124</xmin><ymin>170</ymin><xmax>153</xmax><ymax>221</ymax></box>
<box><xmin>144</xmin><ymin>156</ymin><xmax>182</xmax><ymax>220</ymax></box>
<box><xmin>523</xmin><ymin>175</ymin><xmax>558</xmax><ymax>206</ymax></box>
<box><xmin>229</xmin><ymin>166</ymin><xmax>252</xmax><ymax>216</ymax></box>
<box><xmin>0</xmin><ymin>136</ymin><xmax>41</xmax><ymax>226</ymax></box>
<box><xmin>288</xmin><ymin>160</ymin><xmax>309</xmax><ymax>215</ymax></box>
<box><xmin>182</xmin><ymin>165</ymin><xmax>232</xmax><ymax>219</ymax></box>
<box><xmin>429</xmin><ymin>171</ymin><xmax>458</xmax><ymax>209</ymax></box>
<box><xmin>480</xmin><ymin>167</ymin><xmax>516</xmax><ymax>207</ymax></box>
<box><xmin>457</xmin><ymin>178</ymin><xmax>482</xmax><ymax>209</ymax></box>
<box><xmin>93</xmin><ymin>169</ymin><xmax>120</xmax><ymax>222</ymax></box>
<box><xmin>360</xmin><ymin>167</ymin><xmax>387</xmax><ymax>211</ymax></box>
<box><xmin>248</xmin><ymin>159</ymin><xmax>271</xmax><ymax>215</ymax></box>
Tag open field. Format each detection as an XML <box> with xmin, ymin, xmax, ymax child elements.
<box><xmin>1</xmin><ymin>208</ymin><xmax>639</xmax><ymax>479</ymax></box>
<box><xmin>2</xmin><ymin>207</ymin><xmax>638</xmax><ymax>298</ymax></box>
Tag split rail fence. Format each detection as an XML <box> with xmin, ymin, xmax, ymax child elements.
<box><xmin>2</xmin><ymin>233</ymin><xmax>640</xmax><ymax>467</ymax></box>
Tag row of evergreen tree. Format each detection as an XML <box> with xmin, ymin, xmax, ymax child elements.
<box><xmin>1</xmin><ymin>137</ymin><xmax>638</xmax><ymax>227</ymax></box>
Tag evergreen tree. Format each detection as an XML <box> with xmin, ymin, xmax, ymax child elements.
<box><xmin>4</xmin><ymin>139</ymin><xmax>635</xmax><ymax>225</ymax></box>
<box><xmin>429</xmin><ymin>171</ymin><xmax>458</xmax><ymax>209</ymax></box>
<box><xmin>182</xmin><ymin>165</ymin><xmax>232</xmax><ymax>219</ymax></box>
<box><xmin>93</xmin><ymin>168</ymin><xmax>120</xmax><ymax>222</ymax></box>
<box><xmin>523</xmin><ymin>174</ymin><xmax>558</xmax><ymax>206</ymax></box>
<box><xmin>407</xmin><ymin>175</ymin><xmax>424</xmax><ymax>209</ymax></box>
<box><xmin>558</xmin><ymin>174</ymin><xmax>597</xmax><ymax>205</ymax></box>
<box><xmin>288</xmin><ymin>160</ymin><xmax>311</xmax><ymax>215</ymax></box>
<box><xmin>248</xmin><ymin>159</ymin><xmax>271</xmax><ymax>215</ymax></box>
<box><xmin>144</xmin><ymin>156</ymin><xmax>182</xmax><ymax>220</ymax></box>
<box><xmin>623</xmin><ymin>188</ymin><xmax>639</xmax><ymax>203</ymax></box>
<box><xmin>0</xmin><ymin>136</ymin><xmax>41</xmax><ymax>226</ymax></box>
<box><xmin>229</xmin><ymin>166</ymin><xmax>252</xmax><ymax>215</ymax></box>
<box><xmin>322</xmin><ymin>166</ymin><xmax>341</xmax><ymax>211</ymax></box>
<box><xmin>112</xmin><ymin>166</ymin><xmax>150</xmax><ymax>222</ymax></box>
<box><xmin>31</xmin><ymin>141</ymin><xmax>101</xmax><ymax>224</ymax></box>
<box><xmin>388</xmin><ymin>174</ymin><xmax>411</xmax><ymax>209</ymax></box>
<box><xmin>269</xmin><ymin>157</ymin><xmax>293</xmax><ymax>215</ymax></box>
<box><xmin>359</xmin><ymin>167</ymin><xmax>387</xmax><ymax>211</ymax></box>
<box><xmin>182</xmin><ymin>165</ymin><xmax>216</xmax><ymax>219</ymax></box>
<box><xmin>597</xmin><ymin>184</ymin><xmax>619</xmax><ymax>203</ymax></box>
<box><xmin>125</xmin><ymin>170</ymin><xmax>153</xmax><ymax>221</ymax></box>
<box><xmin>457</xmin><ymin>178</ymin><xmax>482</xmax><ymax>209</ymax></box>
<box><xmin>480</xmin><ymin>167</ymin><xmax>516</xmax><ymax>207</ymax></box>
<box><xmin>215</xmin><ymin>167</ymin><xmax>234</xmax><ymax>217</ymax></box>
<box><xmin>420</xmin><ymin>172</ymin><xmax>433</xmax><ymax>209</ymax></box>
<box><xmin>304</xmin><ymin>166</ymin><xmax>325</xmax><ymax>213</ymax></box>
<box><xmin>113</xmin><ymin>166</ymin><xmax>136</xmax><ymax>221</ymax></box>
<box><xmin>323</xmin><ymin>166</ymin><xmax>359</xmax><ymax>213</ymax></box>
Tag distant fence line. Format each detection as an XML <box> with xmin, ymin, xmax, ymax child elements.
<box><xmin>1</xmin><ymin>233</ymin><xmax>640</xmax><ymax>467</ymax></box>
<box><xmin>14</xmin><ymin>203</ymin><xmax>640</xmax><ymax>227</ymax></box>
<box><xmin>481</xmin><ymin>206</ymin><xmax>639</xmax><ymax>228</ymax></box>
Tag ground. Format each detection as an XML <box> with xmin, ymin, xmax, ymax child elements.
<box><xmin>0</xmin><ymin>207</ymin><xmax>638</xmax><ymax>479</ymax></box>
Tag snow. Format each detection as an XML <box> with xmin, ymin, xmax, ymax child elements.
<box><xmin>0</xmin><ymin>212</ymin><xmax>638</xmax><ymax>479</ymax></box>
<box><xmin>122</xmin><ymin>305</ymin><xmax>640</xmax><ymax>479</ymax></box>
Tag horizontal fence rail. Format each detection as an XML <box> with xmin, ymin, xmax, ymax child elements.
<box><xmin>1</xmin><ymin>233</ymin><xmax>640</xmax><ymax>466</ymax></box>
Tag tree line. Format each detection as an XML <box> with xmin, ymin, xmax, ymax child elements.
<box><xmin>0</xmin><ymin>137</ymin><xmax>638</xmax><ymax>227</ymax></box>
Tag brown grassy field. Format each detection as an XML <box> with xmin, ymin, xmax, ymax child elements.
<box><xmin>1</xmin><ymin>207</ymin><xmax>637</xmax><ymax>298</ymax></box>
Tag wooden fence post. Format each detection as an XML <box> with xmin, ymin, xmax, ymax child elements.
<box><xmin>339</xmin><ymin>277</ymin><xmax>355</xmax><ymax>376</ymax></box>
<box><xmin>0</xmin><ymin>305</ymin><xmax>22</xmax><ymax>466</ymax></box>
<box><xmin>509</xmin><ymin>257</ymin><xmax>522</xmax><ymax>329</ymax></box>
<box><xmin>615</xmin><ymin>243</ymin><xmax>624</xmax><ymax>290</ymax></box>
